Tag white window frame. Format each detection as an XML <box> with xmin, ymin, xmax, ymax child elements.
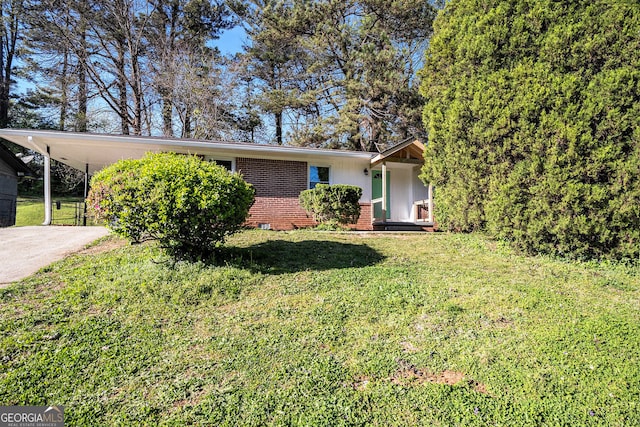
<box><xmin>309</xmin><ymin>165</ymin><xmax>331</xmax><ymax>189</ymax></box>
<box><xmin>204</xmin><ymin>156</ymin><xmax>235</xmax><ymax>172</ymax></box>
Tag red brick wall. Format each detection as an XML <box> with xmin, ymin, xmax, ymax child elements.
<box><xmin>237</xmin><ymin>157</ymin><xmax>373</xmax><ymax>231</ymax></box>
<box><xmin>237</xmin><ymin>158</ymin><xmax>307</xmax><ymax>198</ymax></box>
<box><xmin>353</xmin><ymin>203</ymin><xmax>373</xmax><ymax>231</ymax></box>
<box><xmin>245</xmin><ymin>196</ymin><xmax>316</xmax><ymax>230</ymax></box>
<box><xmin>245</xmin><ymin>199</ymin><xmax>373</xmax><ymax>231</ymax></box>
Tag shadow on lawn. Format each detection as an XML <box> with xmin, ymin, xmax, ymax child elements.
<box><xmin>219</xmin><ymin>239</ymin><xmax>385</xmax><ymax>274</ymax></box>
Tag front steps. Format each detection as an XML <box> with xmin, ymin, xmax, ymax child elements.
<box><xmin>372</xmin><ymin>222</ymin><xmax>436</xmax><ymax>232</ymax></box>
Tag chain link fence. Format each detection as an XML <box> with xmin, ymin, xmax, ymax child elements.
<box><xmin>50</xmin><ymin>200</ymin><xmax>90</xmax><ymax>225</ymax></box>
<box><xmin>15</xmin><ymin>198</ymin><xmax>99</xmax><ymax>226</ymax></box>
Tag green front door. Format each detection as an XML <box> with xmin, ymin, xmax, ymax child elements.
<box><xmin>372</xmin><ymin>170</ymin><xmax>390</xmax><ymax>220</ymax></box>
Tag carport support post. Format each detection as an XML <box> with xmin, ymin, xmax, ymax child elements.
<box><xmin>83</xmin><ymin>163</ymin><xmax>88</xmax><ymax>226</ymax></box>
<box><xmin>43</xmin><ymin>145</ymin><xmax>52</xmax><ymax>225</ymax></box>
<box><xmin>381</xmin><ymin>161</ymin><xmax>388</xmax><ymax>222</ymax></box>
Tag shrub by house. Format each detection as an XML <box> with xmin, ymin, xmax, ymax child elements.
<box><xmin>299</xmin><ymin>184</ymin><xmax>363</xmax><ymax>228</ymax></box>
<box><xmin>88</xmin><ymin>152</ymin><xmax>255</xmax><ymax>260</ymax></box>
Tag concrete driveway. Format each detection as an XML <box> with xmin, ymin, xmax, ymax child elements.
<box><xmin>0</xmin><ymin>226</ymin><xmax>109</xmax><ymax>286</ymax></box>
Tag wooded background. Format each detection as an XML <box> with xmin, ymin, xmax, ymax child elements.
<box><xmin>1</xmin><ymin>0</ymin><xmax>440</xmax><ymax>150</ymax></box>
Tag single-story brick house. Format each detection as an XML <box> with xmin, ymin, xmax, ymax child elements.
<box><xmin>0</xmin><ymin>129</ymin><xmax>433</xmax><ymax>230</ymax></box>
<box><xmin>0</xmin><ymin>142</ymin><xmax>32</xmax><ymax>227</ymax></box>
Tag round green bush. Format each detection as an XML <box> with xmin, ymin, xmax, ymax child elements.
<box><xmin>299</xmin><ymin>184</ymin><xmax>363</xmax><ymax>228</ymax></box>
<box><xmin>88</xmin><ymin>152</ymin><xmax>255</xmax><ymax>260</ymax></box>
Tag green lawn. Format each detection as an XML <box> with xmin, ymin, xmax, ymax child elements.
<box><xmin>16</xmin><ymin>197</ymin><xmax>96</xmax><ymax>226</ymax></box>
<box><xmin>1</xmin><ymin>230</ymin><xmax>639</xmax><ymax>426</ymax></box>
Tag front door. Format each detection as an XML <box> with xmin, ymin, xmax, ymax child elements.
<box><xmin>372</xmin><ymin>170</ymin><xmax>390</xmax><ymax>220</ymax></box>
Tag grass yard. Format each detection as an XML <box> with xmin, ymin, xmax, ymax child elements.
<box><xmin>15</xmin><ymin>197</ymin><xmax>96</xmax><ymax>226</ymax></box>
<box><xmin>1</xmin><ymin>230</ymin><xmax>639</xmax><ymax>426</ymax></box>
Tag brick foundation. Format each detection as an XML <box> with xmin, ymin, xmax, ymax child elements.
<box><xmin>245</xmin><ymin>199</ymin><xmax>373</xmax><ymax>231</ymax></box>
<box><xmin>237</xmin><ymin>157</ymin><xmax>373</xmax><ymax>231</ymax></box>
<box><xmin>352</xmin><ymin>203</ymin><xmax>373</xmax><ymax>231</ymax></box>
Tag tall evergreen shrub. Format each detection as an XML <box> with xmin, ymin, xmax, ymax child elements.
<box><xmin>420</xmin><ymin>0</ymin><xmax>640</xmax><ymax>259</ymax></box>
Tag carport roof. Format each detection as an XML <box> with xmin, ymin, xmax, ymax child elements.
<box><xmin>0</xmin><ymin>129</ymin><xmax>374</xmax><ymax>173</ymax></box>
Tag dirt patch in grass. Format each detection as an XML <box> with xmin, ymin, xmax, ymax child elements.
<box><xmin>171</xmin><ymin>387</ymin><xmax>211</xmax><ymax>411</ymax></box>
<box><xmin>400</xmin><ymin>340</ymin><xmax>420</xmax><ymax>353</ymax></box>
<box><xmin>350</xmin><ymin>376</ymin><xmax>371</xmax><ymax>391</ymax></box>
<box><xmin>78</xmin><ymin>236</ymin><xmax>127</xmax><ymax>255</ymax></box>
<box><xmin>472</xmin><ymin>381</ymin><xmax>488</xmax><ymax>394</ymax></box>
<box><xmin>347</xmin><ymin>360</ymin><xmax>489</xmax><ymax>394</ymax></box>
<box><xmin>391</xmin><ymin>359</ymin><xmax>488</xmax><ymax>393</ymax></box>
<box><xmin>494</xmin><ymin>316</ymin><xmax>514</xmax><ymax>328</ymax></box>
<box><xmin>392</xmin><ymin>366</ymin><xmax>463</xmax><ymax>386</ymax></box>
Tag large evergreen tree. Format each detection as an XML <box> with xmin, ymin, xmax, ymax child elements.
<box><xmin>18</xmin><ymin>0</ymin><xmax>235</xmax><ymax>137</ymax></box>
<box><xmin>23</xmin><ymin>0</ymin><xmax>92</xmax><ymax>132</ymax></box>
<box><xmin>420</xmin><ymin>0</ymin><xmax>640</xmax><ymax>259</ymax></box>
<box><xmin>0</xmin><ymin>0</ymin><xmax>24</xmax><ymax>128</ymax></box>
<box><xmin>229</xmin><ymin>0</ymin><xmax>309</xmax><ymax>145</ymax></box>
<box><xmin>232</xmin><ymin>0</ymin><xmax>438</xmax><ymax>150</ymax></box>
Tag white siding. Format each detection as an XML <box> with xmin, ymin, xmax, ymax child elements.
<box><xmin>375</xmin><ymin>164</ymin><xmax>429</xmax><ymax>222</ymax></box>
<box><xmin>329</xmin><ymin>158</ymin><xmax>372</xmax><ymax>202</ymax></box>
<box><xmin>389</xmin><ymin>167</ymin><xmax>412</xmax><ymax>222</ymax></box>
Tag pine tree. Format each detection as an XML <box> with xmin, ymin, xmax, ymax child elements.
<box><xmin>0</xmin><ymin>0</ymin><xmax>24</xmax><ymax>128</ymax></box>
<box><xmin>145</xmin><ymin>0</ymin><xmax>233</xmax><ymax>138</ymax></box>
<box><xmin>232</xmin><ymin>0</ymin><xmax>438</xmax><ymax>149</ymax></box>
<box><xmin>23</xmin><ymin>0</ymin><xmax>91</xmax><ymax>132</ymax></box>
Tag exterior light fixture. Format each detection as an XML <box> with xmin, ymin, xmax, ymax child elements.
<box><xmin>364</xmin><ymin>168</ymin><xmax>369</xmax><ymax>176</ymax></box>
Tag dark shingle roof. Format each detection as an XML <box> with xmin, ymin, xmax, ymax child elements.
<box><xmin>0</xmin><ymin>141</ymin><xmax>33</xmax><ymax>175</ymax></box>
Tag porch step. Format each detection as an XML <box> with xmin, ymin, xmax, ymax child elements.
<box><xmin>373</xmin><ymin>222</ymin><xmax>436</xmax><ymax>232</ymax></box>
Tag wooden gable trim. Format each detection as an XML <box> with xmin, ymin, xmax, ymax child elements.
<box><xmin>376</xmin><ymin>157</ymin><xmax>423</xmax><ymax>165</ymax></box>
<box><xmin>371</xmin><ymin>139</ymin><xmax>425</xmax><ymax>167</ymax></box>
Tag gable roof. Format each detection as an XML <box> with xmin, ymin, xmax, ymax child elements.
<box><xmin>0</xmin><ymin>141</ymin><xmax>33</xmax><ymax>176</ymax></box>
<box><xmin>371</xmin><ymin>139</ymin><xmax>425</xmax><ymax>167</ymax></box>
<box><xmin>0</xmin><ymin>129</ymin><xmax>374</xmax><ymax>174</ymax></box>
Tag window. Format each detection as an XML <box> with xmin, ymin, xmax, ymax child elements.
<box><xmin>309</xmin><ymin>166</ymin><xmax>330</xmax><ymax>188</ymax></box>
<box><xmin>208</xmin><ymin>159</ymin><xmax>233</xmax><ymax>171</ymax></box>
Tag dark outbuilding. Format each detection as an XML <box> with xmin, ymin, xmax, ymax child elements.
<box><xmin>0</xmin><ymin>143</ymin><xmax>32</xmax><ymax>227</ymax></box>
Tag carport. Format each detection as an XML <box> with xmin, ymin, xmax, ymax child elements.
<box><xmin>0</xmin><ymin>143</ymin><xmax>33</xmax><ymax>227</ymax></box>
<box><xmin>0</xmin><ymin>129</ymin><xmax>252</xmax><ymax>225</ymax></box>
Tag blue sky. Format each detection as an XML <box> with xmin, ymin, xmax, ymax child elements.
<box><xmin>215</xmin><ymin>26</ymin><xmax>247</xmax><ymax>56</ymax></box>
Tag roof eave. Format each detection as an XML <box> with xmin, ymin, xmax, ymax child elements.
<box><xmin>0</xmin><ymin>129</ymin><xmax>375</xmax><ymax>160</ymax></box>
<box><xmin>371</xmin><ymin>139</ymin><xmax>425</xmax><ymax>167</ymax></box>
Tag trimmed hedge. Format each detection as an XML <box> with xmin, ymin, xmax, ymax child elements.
<box><xmin>88</xmin><ymin>153</ymin><xmax>255</xmax><ymax>260</ymax></box>
<box><xmin>299</xmin><ymin>184</ymin><xmax>362</xmax><ymax>228</ymax></box>
<box><xmin>420</xmin><ymin>0</ymin><xmax>640</xmax><ymax>260</ymax></box>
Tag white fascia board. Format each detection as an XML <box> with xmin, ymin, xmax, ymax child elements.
<box><xmin>0</xmin><ymin>129</ymin><xmax>374</xmax><ymax>166</ymax></box>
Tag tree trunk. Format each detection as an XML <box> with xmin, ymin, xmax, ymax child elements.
<box><xmin>59</xmin><ymin>49</ymin><xmax>68</xmax><ymax>131</ymax></box>
<box><xmin>76</xmin><ymin>22</ymin><xmax>88</xmax><ymax>132</ymax></box>
<box><xmin>0</xmin><ymin>1</ymin><xmax>19</xmax><ymax>128</ymax></box>
<box><xmin>183</xmin><ymin>105</ymin><xmax>192</xmax><ymax>138</ymax></box>
<box><xmin>161</xmin><ymin>89</ymin><xmax>173</xmax><ymax>137</ymax></box>
<box><xmin>130</xmin><ymin>52</ymin><xmax>142</xmax><ymax>135</ymax></box>
<box><xmin>275</xmin><ymin>111</ymin><xmax>283</xmax><ymax>145</ymax></box>
<box><xmin>116</xmin><ymin>39</ymin><xmax>129</xmax><ymax>135</ymax></box>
